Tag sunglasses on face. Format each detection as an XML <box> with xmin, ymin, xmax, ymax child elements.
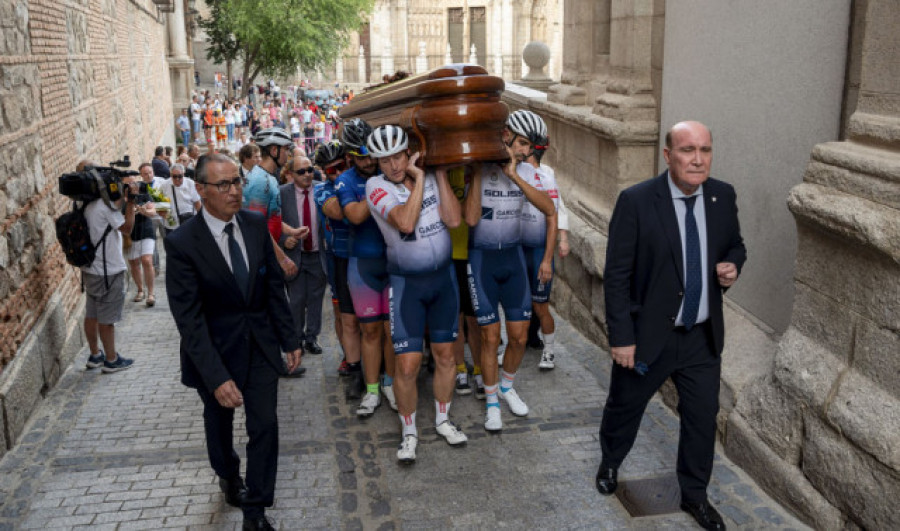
<box><xmin>203</xmin><ymin>177</ymin><xmax>243</xmax><ymax>192</ymax></box>
<box><xmin>293</xmin><ymin>167</ymin><xmax>314</xmax><ymax>175</ymax></box>
<box><xmin>172</xmin><ymin>173</ymin><xmax>184</xmax><ymax>178</ymax></box>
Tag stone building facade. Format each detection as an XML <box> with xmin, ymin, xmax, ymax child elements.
<box><xmin>505</xmin><ymin>0</ymin><xmax>898</xmax><ymax>528</ymax></box>
<box><xmin>0</xmin><ymin>0</ymin><xmax>190</xmax><ymax>456</ymax></box>
<box><xmin>330</xmin><ymin>0</ymin><xmax>562</xmax><ymax>87</ymax></box>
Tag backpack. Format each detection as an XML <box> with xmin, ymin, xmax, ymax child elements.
<box><xmin>56</xmin><ymin>201</ymin><xmax>112</xmax><ymax>271</ymax></box>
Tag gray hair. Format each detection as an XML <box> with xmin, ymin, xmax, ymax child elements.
<box><xmin>170</xmin><ymin>163</ymin><xmax>185</xmax><ymax>174</ymax></box>
<box><xmin>196</xmin><ymin>153</ymin><xmax>236</xmax><ymax>183</ymax></box>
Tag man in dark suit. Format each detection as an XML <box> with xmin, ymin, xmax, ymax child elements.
<box><xmin>279</xmin><ymin>155</ymin><xmax>326</xmax><ymax>358</ymax></box>
<box><xmin>165</xmin><ymin>153</ymin><xmax>302</xmax><ymax>531</ymax></box>
<box><xmin>596</xmin><ymin>121</ymin><xmax>746</xmax><ymax>530</ymax></box>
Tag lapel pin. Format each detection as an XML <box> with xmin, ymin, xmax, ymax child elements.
<box><xmin>711</xmin><ymin>196</ymin><xmax>717</xmax><ymax>203</ymax></box>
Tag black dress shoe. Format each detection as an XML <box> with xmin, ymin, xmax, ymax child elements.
<box><xmin>345</xmin><ymin>370</ymin><xmax>363</xmax><ymax>400</ymax></box>
<box><xmin>218</xmin><ymin>475</ymin><xmax>247</xmax><ymax>508</ymax></box>
<box><xmin>681</xmin><ymin>500</ymin><xmax>726</xmax><ymax>530</ymax></box>
<box><xmin>595</xmin><ymin>464</ymin><xmax>618</xmax><ymax>495</ymax></box>
<box><xmin>304</xmin><ymin>340</ymin><xmax>323</xmax><ymax>354</ymax></box>
<box><xmin>242</xmin><ymin>515</ymin><xmax>275</xmax><ymax>531</ymax></box>
<box><xmin>283</xmin><ymin>366</ymin><xmax>307</xmax><ymax>378</ymax></box>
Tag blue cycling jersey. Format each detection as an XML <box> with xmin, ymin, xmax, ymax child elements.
<box><xmin>314</xmin><ymin>180</ymin><xmax>351</xmax><ymax>258</ymax></box>
<box><xmin>335</xmin><ymin>166</ymin><xmax>385</xmax><ymax>258</ymax></box>
<box><xmin>242</xmin><ymin>165</ymin><xmax>281</xmax><ymax>219</ymax></box>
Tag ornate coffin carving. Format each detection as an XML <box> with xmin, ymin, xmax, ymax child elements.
<box><xmin>338</xmin><ymin>64</ymin><xmax>509</xmax><ymax>166</ymax></box>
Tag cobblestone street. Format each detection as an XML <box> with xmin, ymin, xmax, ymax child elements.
<box><xmin>0</xmin><ymin>258</ymin><xmax>809</xmax><ymax>530</ymax></box>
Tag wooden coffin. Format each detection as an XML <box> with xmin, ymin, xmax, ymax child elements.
<box><xmin>338</xmin><ymin>64</ymin><xmax>509</xmax><ymax>166</ymax></box>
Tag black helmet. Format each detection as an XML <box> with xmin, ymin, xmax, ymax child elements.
<box><xmin>314</xmin><ymin>141</ymin><xmax>345</xmax><ymax>167</ymax></box>
<box><xmin>340</xmin><ymin>118</ymin><xmax>373</xmax><ymax>153</ymax></box>
<box><xmin>506</xmin><ymin>110</ymin><xmax>549</xmax><ymax>149</ymax></box>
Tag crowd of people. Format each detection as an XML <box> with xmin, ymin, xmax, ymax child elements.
<box><xmin>77</xmin><ymin>94</ymin><xmax>740</xmax><ymax>529</ymax></box>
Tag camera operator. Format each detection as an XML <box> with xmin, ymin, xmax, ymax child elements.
<box><xmin>129</xmin><ymin>163</ymin><xmax>160</xmax><ymax>307</ymax></box>
<box><xmin>158</xmin><ymin>163</ymin><xmax>201</xmax><ymax>234</ymax></box>
<box><xmin>77</xmin><ymin>160</ymin><xmax>137</xmax><ymax>373</ymax></box>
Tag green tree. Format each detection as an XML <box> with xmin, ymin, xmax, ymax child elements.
<box><xmin>199</xmin><ymin>0</ymin><xmax>374</xmax><ymax>97</ymax></box>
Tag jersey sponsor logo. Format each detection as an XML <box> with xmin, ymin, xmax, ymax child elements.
<box><xmin>369</xmin><ymin>187</ymin><xmax>388</xmax><ymax>205</ymax></box>
<box><xmin>481</xmin><ymin>206</ymin><xmax>493</xmax><ymax>220</ymax></box>
<box><xmin>548</xmin><ymin>189</ymin><xmax>559</xmax><ymax>199</ymax></box>
<box><xmin>476</xmin><ymin>313</ymin><xmax>496</xmax><ymax>324</ymax></box>
<box><xmin>335</xmin><ymin>182</ymin><xmax>346</xmax><ymax>190</ymax></box>
<box><xmin>467</xmin><ymin>265</ymin><xmax>480</xmax><ymax>312</ymax></box>
<box><xmin>393</xmin><ymin>340</ymin><xmax>409</xmax><ymax>350</ymax></box>
<box><xmin>484</xmin><ymin>190</ymin><xmax>524</xmax><ymax>198</ymax></box>
<box><xmin>417</xmin><ymin>220</ymin><xmax>445</xmax><ymax>235</ymax></box>
<box><xmin>421</xmin><ymin>195</ymin><xmax>437</xmax><ymax>209</ymax></box>
<box><xmin>496</xmin><ymin>209</ymin><xmax>520</xmax><ymax>218</ymax></box>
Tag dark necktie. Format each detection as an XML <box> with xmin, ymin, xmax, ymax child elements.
<box><xmin>224</xmin><ymin>222</ymin><xmax>249</xmax><ymax>299</ymax></box>
<box><xmin>302</xmin><ymin>189</ymin><xmax>312</xmax><ymax>251</ymax></box>
<box><xmin>682</xmin><ymin>196</ymin><xmax>701</xmax><ymax>330</ymax></box>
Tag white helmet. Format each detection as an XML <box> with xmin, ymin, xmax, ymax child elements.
<box><xmin>506</xmin><ymin>109</ymin><xmax>548</xmax><ymax>147</ymax></box>
<box><xmin>253</xmin><ymin>127</ymin><xmax>293</xmax><ymax>148</ymax></box>
<box><xmin>366</xmin><ymin>125</ymin><xmax>408</xmax><ymax>158</ymax></box>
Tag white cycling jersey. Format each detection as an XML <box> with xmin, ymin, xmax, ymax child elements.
<box><xmin>469</xmin><ymin>163</ymin><xmax>537</xmax><ymax>250</ymax></box>
<box><xmin>520</xmin><ymin>164</ymin><xmax>560</xmax><ymax>248</ymax></box>
<box><xmin>366</xmin><ymin>173</ymin><xmax>452</xmax><ymax>275</ymax></box>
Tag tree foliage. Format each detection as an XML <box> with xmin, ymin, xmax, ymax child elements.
<box><xmin>199</xmin><ymin>0</ymin><xmax>374</xmax><ymax>94</ymax></box>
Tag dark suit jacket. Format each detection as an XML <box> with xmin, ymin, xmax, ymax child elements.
<box><xmin>278</xmin><ymin>183</ymin><xmax>315</xmax><ymax>266</ymax></box>
<box><xmin>165</xmin><ymin>209</ymin><xmax>299</xmax><ymax>392</ymax></box>
<box><xmin>604</xmin><ymin>171</ymin><xmax>746</xmax><ymax>367</ymax></box>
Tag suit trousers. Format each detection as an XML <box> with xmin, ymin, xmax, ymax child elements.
<box><xmin>287</xmin><ymin>251</ymin><xmax>326</xmax><ymax>343</ymax></box>
<box><xmin>196</xmin><ymin>346</ymin><xmax>280</xmax><ymax>519</ymax></box>
<box><xmin>599</xmin><ymin>322</ymin><xmax>720</xmax><ymax>503</ymax></box>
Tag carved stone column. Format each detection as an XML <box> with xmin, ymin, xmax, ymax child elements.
<box><xmin>167</xmin><ymin>0</ymin><xmax>194</xmax><ymax>118</ymax></box>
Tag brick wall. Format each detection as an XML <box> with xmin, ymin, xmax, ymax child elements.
<box><xmin>0</xmin><ymin>0</ymin><xmax>173</xmax><ymax>375</ymax></box>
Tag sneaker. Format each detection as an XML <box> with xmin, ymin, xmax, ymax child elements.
<box><xmin>338</xmin><ymin>359</ymin><xmax>351</xmax><ymax>376</ymax></box>
<box><xmin>356</xmin><ymin>392</ymin><xmax>381</xmax><ymax>417</ymax></box>
<box><xmin>436</xmin><ymin>420</ymin><xmax>468</xmax><ymax>446</ymax></box>
<box><xmin>484</xmin><ymin>407</ymin><xmax>502</xmax><ymax>432</ymax></box>
<box><xmin>85</xmin><ymin>350</ymin><xmax>104</xmax><ymax>369</ymax></box>
<box><xmin>539</xmin><ymin>345</ymin><xmax>556</xmax><ymax>370</ymax></box>
<box><xmin>381</xmin><ymin>385</ymin><xmax>398</xmax><ymax>411</ymax></box>
<box><xmin>397</xmin><ymin>435</ymin><xmax>417</xmax><ymax>464</ymax></box>
<box><xmin>455</xmin><ymin>372</ymin><xmax>472</xmax><ymax>395</ymax></box>
<box><xmin>500</xmin><ymin>388</ymin><xmax>529</xmax><ymax>416</ymax></box>
<box><xmin>101</xmin><ymin>353</ymin><xmax>134</xmax><ymax>373</ymax></box>
<box><xmin>474</xmin><ymin>381</ymin><xmax>486</xmax><ymax>400</ymax></box>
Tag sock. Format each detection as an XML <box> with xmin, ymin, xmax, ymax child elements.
<box><xmin>400</xmin><ymin>412</ymin><xmax>417</xmax><ymax>437</ymax></box>
<box><xmin>435</xmin><ymin>400</ymin><xmax>451</xmax><ymax>425</ymax></box>
<box><xmin>543</xmin><ymin>332</ymin><xmax>555</xmax><ymax>346</ymax></box>
<box><xmin>485</xmin><ymin>383</ymin><xmax>500</xmax><ymax>408</ymax></box>
<box><xmin>366</xmin><ymin>382</ymin><xmax>380</xmax><ymax>395</ymax></box>
<box><xmin>472</xmin><ymin>365</ymin><xmax>482</xmax><ymax>376</ymax></box>
<box><xmin>348</xmin><ymin>361</ymin><xmax>361</xmax><ymax>372</ymax></box>
<box><xmin>456</xmin><ymin>363</ymin><xmax>467</xmax><ymax>374</ymax></box>
<box><xmin>382</xmin><ymin>374</ymin><xmax>394</xmax><ymax>387</ymax></box>
<box><xmin>500</xmin><ymin>370</ymin><xmax>516</xmax><ymax>393</ymax></box>
<box><xmin>475</xmin><ymin>373</ymin><xmax>484</xmax><ymax>387</ymax></box>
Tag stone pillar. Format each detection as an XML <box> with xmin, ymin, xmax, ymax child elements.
<box><xmin>335</xmin><ymin>56</ymin><xmax>344</xmax><ymax>85</ymax></box>
<box><xmin>381</xmin><ymin>42</ymin><xmax>394</xmax><ymax>79</ymax></box>
<box><xmin>724</xmin><ymin>2</ymin><xmax>900</xmax><ymax>529</ymax></box>
<box><xmin>446</xmin><ymin>43</ymin><xmax>453</xmax><ymax>65</ymax></box>
<box><xmin>357</xmin><ymin>46</ymin><xmax>366</xmax><ymax>84</ymax></box>
<box><xmin>415</xmin><ymin>42</ymin><xmax>427</xmax><ymax>74</ymax></box>
<box><xmin>167</xmin><ymin>0</ymin><xmax>194</xmax><ymax>120</ymax></box>
<box><xmin>469</xmin><ymin>44</ymin><xmax>478</xmax><ymax>65</ymax></box>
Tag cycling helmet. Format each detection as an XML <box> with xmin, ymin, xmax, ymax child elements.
<box><xmin>253</xmin><ymin>127</ymin><xmax>293</xmax><ymax>148</ymax></box>
<box><xmin>366</xmin><ymin>125</ymin><xmax>408</xmax><ymax>158</ymax></box>
<box><xmin>506</xmin><ymin>109</ymin><xmax>549</xmax><ymax>150</ymax></box>
<box><xmin>340</xmin><ymin>118</ymin><xmax>373</xmax><ymax>154</ymax></box>
<box><xmin>314</xmin><ymin>140</ymin><xmax>345</xmax><ymax>167</ymax></box>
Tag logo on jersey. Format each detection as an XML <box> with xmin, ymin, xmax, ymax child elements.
<box><xmin>548</xmin><ymin>189</ymin><xmax>559</xmax><ymax>199</ymax></box>
<box><xmin>393</xmin><ymin>340</ymin><xmax>409</xmax><ymax>350</ymax></box>
<box><xmin>369</xmin><ymin>187</ymin><xmax>388</xmax><ymax>206</ymax></box>
<box><xmin>399</xmin><ymin>230</ymin><xmax>417</xmax><ymax>242</ymax></box>
<box><xmin>421</xmin><ymin>195</ymin><xmax>437</xmax><ymax>209</ymax></box>
<box><xmin>335</xmin><ymin>181</ymin><xmax>346</xmax><ymax>190</ymax></box>
<box><xmin>481</xmin><ymin>206</ymin><xmax>493</xmax><ymax>220</ymax></box>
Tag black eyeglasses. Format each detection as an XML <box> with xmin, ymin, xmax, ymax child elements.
<box><xmin>202</xmin><ymin>177</ymin><xmax>242</xmax><ymax>192</ymax></box>
<box><xmin>294</xmin><ymin>168</ymin><xmax>314</xmax><ymax>175</ymax></box>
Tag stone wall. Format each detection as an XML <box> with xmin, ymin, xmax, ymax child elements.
<box><xmin>0</xmin><ymin>0</ymin><xmax>174</xmax><ymax>458</ymax></box>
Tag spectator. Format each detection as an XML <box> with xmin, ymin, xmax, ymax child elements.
<box><xmin>152</xmin><ymin>146</ymin><xmax>170</xmax><ymax>178</ymax></box>
<box><xmin>128</xmin><ymin>163</ymin><xmax>160</xmax><ymax>307</ymax></box>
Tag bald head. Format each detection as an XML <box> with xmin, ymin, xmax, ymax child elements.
<box><xmin>665</xmin><ymin>121</ymin><xmax>711</xmax><ymax>150</ymax></box>
<box><xmin>663</xmin><ymin>121</ymin><xmax>713</xmax><ymax>195</ymax></box>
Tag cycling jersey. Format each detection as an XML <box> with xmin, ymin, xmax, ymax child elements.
<box><xmin>469</xmin><ymin>162</ymin><xmax>537</xmax><ymax>250</ymax></box>
<box><xmin>467</xmin><ymin>247</ymin><xmax>532</xmax><ymax>325</ymax></box>
<box><xmin>314</xmin><ymin>180</ymin><xmax>351</xmax><ymax>258</ymax></box>
<box><xmin>520</xmin><ymin>164</ymin><xmax>560</xmax><ymax>248</ymax></box>
<box><xmin>335</xmin><ymin>166</ymin><xmax>385</xmax><ymax>258</ymax></box>
<box><xmin>366</xmin><ymin>173</ymin><xmax>452</xmax><ymax>275</ymax></box>
<box><xmin>243</xmin><ymin>165</ymin><xmax>283</xmax><ymax>239</ymax></box>
<box><xmin>389</xmin><ymin>266</ymin><xmax>459</xmax><ymax>354</ymax></box>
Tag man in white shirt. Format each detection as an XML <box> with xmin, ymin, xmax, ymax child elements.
<box><xmin>158</xmin><ymin>163</ymin><xmax>201</xmax><ymax>233</ymax></box>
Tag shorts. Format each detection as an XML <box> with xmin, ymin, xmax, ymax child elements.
<box><xmin>348</xmin><ymin>256</ymin><xmax>389</xmax><ymax>323</ymax></box>
<box><xmin>333</xmin><ymin>255</ymin><xmax>354</xmax><ymax>314</ymax></box>
<box><xmin>523</xmin><ymin>245</ymin><xmax>554</xmax><ymax>303</ymax></box>
<box><xmin>389</xmin><ymin>265</ymin><xmax>459</xmax><ymax>354</ymax></box>
<box><xmin>322</xmin><ymin>249</ymin><xmax>337</xmax><ymax>301</ymax></box>
<box><xmin>126</xmin><ymin>238</ymin><xmax>155</xmax><ymax>260</ymax></box>
<box><xmin>453</xmin><ymin>259</ymin><xmax>474</xmax><ymax>317</ymax></box>
<box><xmin>83</xmin><ymin>271</ymin><xmax>126</xmax><ymax>324</ymax></box>
<box><xmin>467</xmin><ymin>246</ymin><xmax>532</xmax><ymax>326</ymax></box>
<box><xmin>292</xmin><ymin>132</ymin><xmax>301</xmax><ymax>140</ymax></box>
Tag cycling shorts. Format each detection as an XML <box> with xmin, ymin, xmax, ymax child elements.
<box><xmin>466</xmin><ymin>247</ymin><xmax>532</xmax><ymax>325</ymax></box>
<box><xmin>348</xmin><ymin>256</ymin><xmax>390</xmax><ymax>323</ymax></box>
<box><xmin>523</xmin><ymin>245</ymin><xmax>554</xmax><ymax>303</ymax></box>
<box><xmin>322</xmin><ymin>249</ymin><xmax>337</xmax><ymax>302</ymax></box>
<box><xmin>389</xmin><ymin>265</ymin><xmax>459</xmax><ymax>354</ymax></box>
<box><xmin>453</xmin><ymin>259</ymin><xmax>474</xmax><ymax>317</ymax></box>
<box><xmin>333</xmin><ymin>255</ymin><xmax>355</xmax><ymax>315</ymax></box>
